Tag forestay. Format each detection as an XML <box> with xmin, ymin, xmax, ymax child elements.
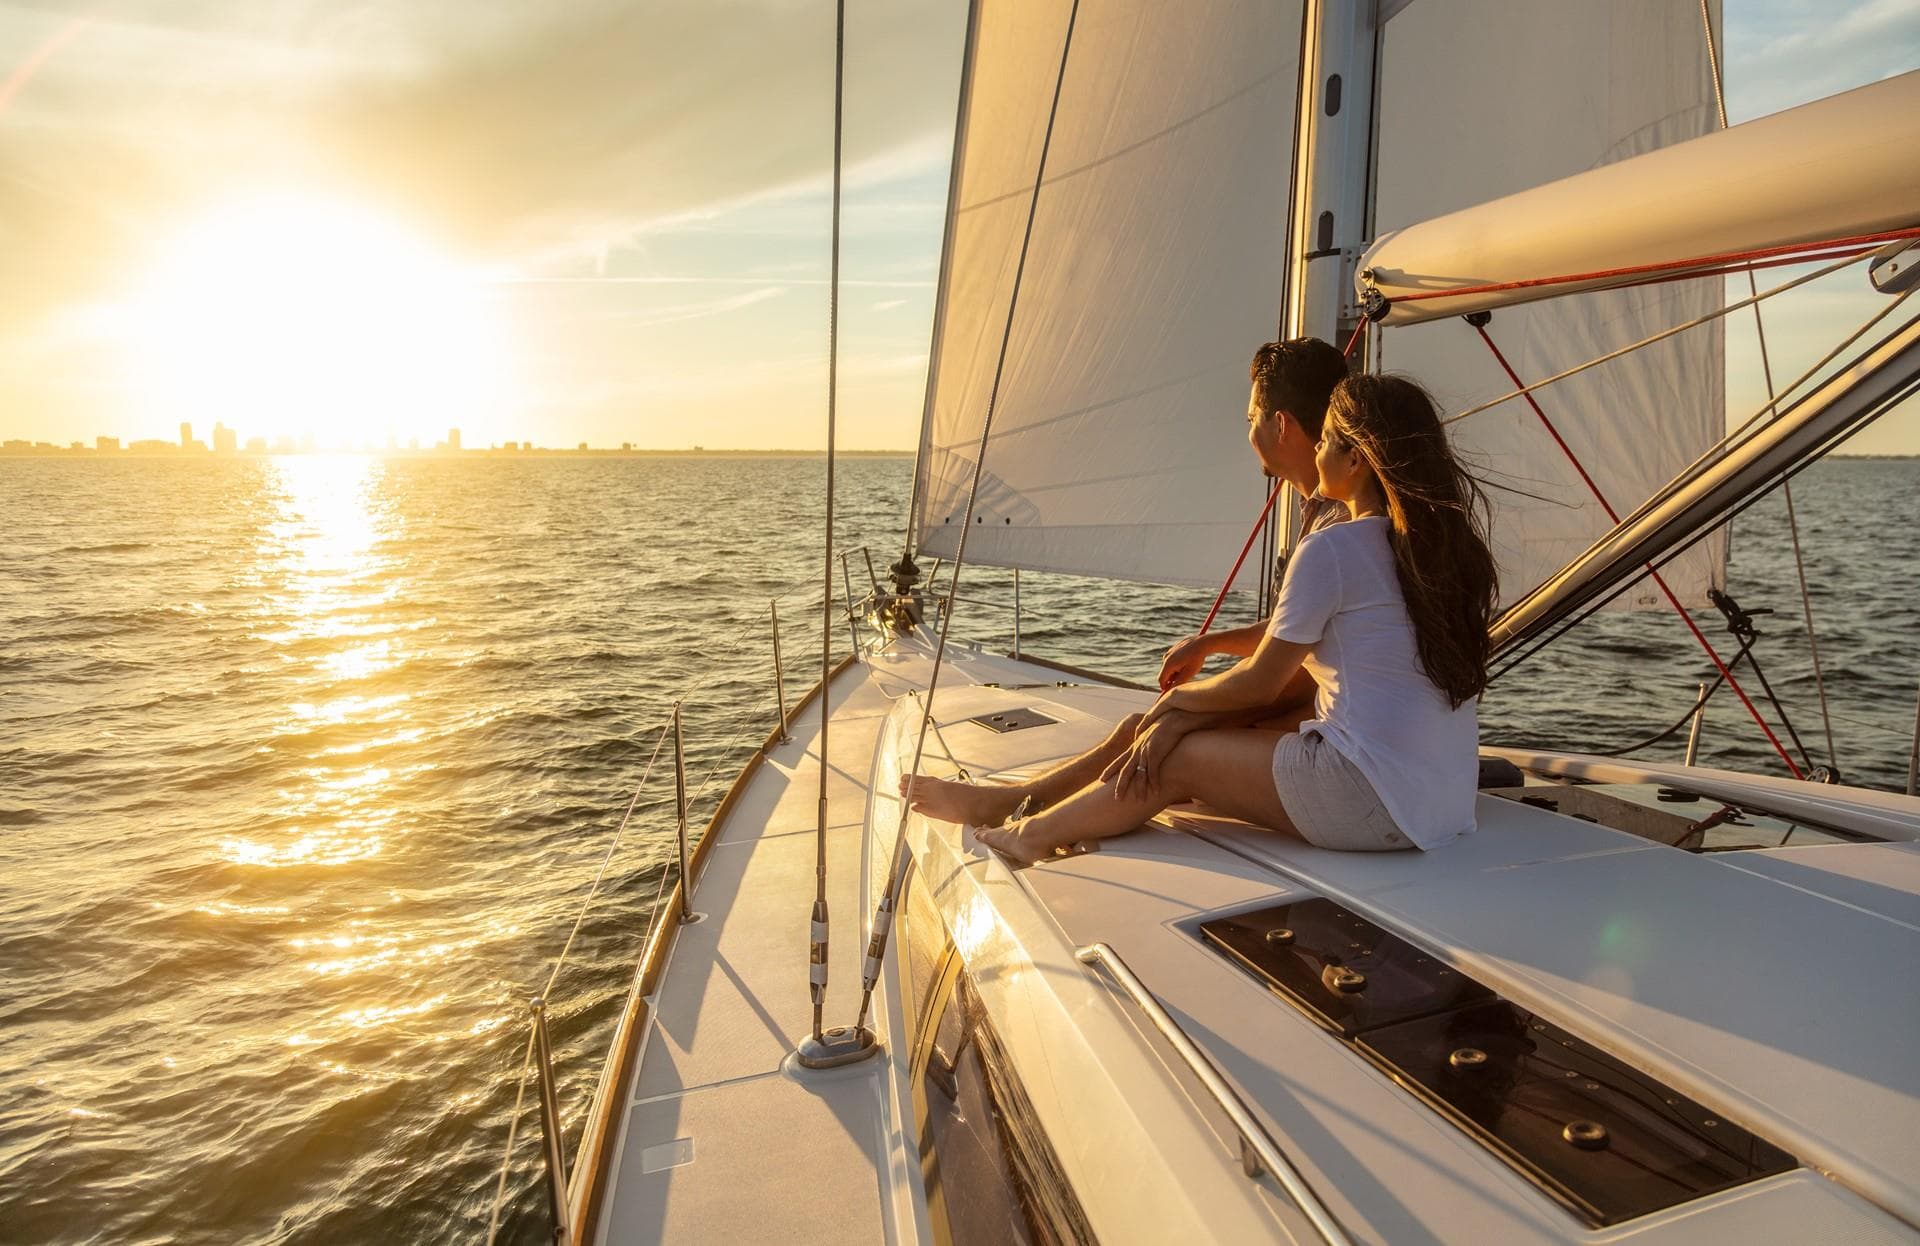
<box><xmin>912</xmin><ymin>0</ymin><xmax>1304</xmax><ymax>590</ymax></box>
<box><xmin>1371</xmin><ymin>0</ymin><xmax>1727</xmax><ymax>613</ymax></box>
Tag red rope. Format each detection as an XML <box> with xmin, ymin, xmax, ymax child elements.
<box><xmin>1191</xmin><ymin>324</ymin><xmax>1372</xmax><ymax>648</ymax></box>
<box><xmin>1390</xmin><ymin>226</ymin><xmax>1920</xmax><ymax>308</ymax></box>
<box><xmin>1196</xmin><ymin>480</ymin><xmax>1282</xmax><ymax>640</ymax></box>
<box><xmin>1471</xmin><ymin>322</ymin><xmax>1804</xmax><ymax>779</ymax></box>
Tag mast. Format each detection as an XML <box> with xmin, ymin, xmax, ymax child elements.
<box><xmin>1277</xmin><ymin>0</ymin><xmax>1378</xmax><ymax>557</ymax></box>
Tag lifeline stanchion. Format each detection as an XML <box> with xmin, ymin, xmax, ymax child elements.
<box><xmin>530</xmin><ymin>998</ymin><xmax>570</xmax><ymax>1245</ymax></box>
<box><xmin>1684</xmin><ymin>683</ymin><xmax>1707</xmax><ymax>766</ymax></box>
<box><xmin>769</xmin><ymin>601</ymin><xmax>791</xmax><ymax>744</ymax></box>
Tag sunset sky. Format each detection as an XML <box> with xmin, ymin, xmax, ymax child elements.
<box><xmin>0</xmin><ymin>1</ymin><xmax>1914</xmax><ymax>451</ymax></box>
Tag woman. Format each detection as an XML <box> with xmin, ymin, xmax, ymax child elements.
<box><xmin>916</xmin><ymin>374</ymin><xmax>1497</xmax><ymax>862</ymax></box>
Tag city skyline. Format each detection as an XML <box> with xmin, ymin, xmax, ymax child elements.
<box><xmin>0</xmin><ymin>418</ymin><xmax>914</xmax><ymax>456</ymax></box>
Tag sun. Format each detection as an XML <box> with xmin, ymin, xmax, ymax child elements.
<box><xmin>122</xmin><ymin>191</ymin><xmax>520</xmax><ymax>447</ymax></box>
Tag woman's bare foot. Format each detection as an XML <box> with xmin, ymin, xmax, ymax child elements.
<box><xmin>899</xmin><ymin>773</ymin><xmax>1026</xmax><ymax>826</ymax></box>
<box><xmin>972</xmin><ymin>821</ymin><xmax>1056</xmax><ymax>867</ymax></box>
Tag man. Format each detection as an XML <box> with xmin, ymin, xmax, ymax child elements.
<box><xmin>903</xmin><ymin>337</ymin><xmax>1350</xmax><ymax>830</ymax></box>
<box><xmin>1158</xmin><ymin>337</ymin><xmax>1351</xmax><ymax>696</ymax></box>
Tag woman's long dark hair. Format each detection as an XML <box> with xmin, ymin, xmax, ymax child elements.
<box><xmin>1325</xmin><ymin>375</ymin><xmax>1498</xmax><ymax>708</ymax></box>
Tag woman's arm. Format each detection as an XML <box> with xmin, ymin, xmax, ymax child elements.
<box><xmin>1156</xmin><ymin>621</ymin><xmax>1267</xmax><ymax>690</ymax></box>
<box><xmin>1146</xmin><ymin>631</ymin><xmax>1311</xmax><ymax>726</ymax></box>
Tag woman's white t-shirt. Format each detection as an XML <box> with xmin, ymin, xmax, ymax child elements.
<box><xmin>1266</xmin><ymin>516</ymin><xmax>1477</xmax><ymax>848</ymax></box>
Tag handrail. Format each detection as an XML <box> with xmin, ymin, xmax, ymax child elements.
<box><xmin>1074</xmin><ymin>943</ymin><xmax>1353</xmax><ymax>1246</ymax></box>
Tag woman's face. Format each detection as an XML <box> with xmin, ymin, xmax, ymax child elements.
<box><xmin>1314</xmin><ymin>417</ymin><xmax>1370</xmax><ymax>503</ymax></box>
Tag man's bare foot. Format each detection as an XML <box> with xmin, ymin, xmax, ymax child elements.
<box><xmin>972</xmin><ymin>821</ymin><xmax>1056</xmax><ymax>867</ymax></box>
<box><xmin>899</xmin><ymin>773</ymin><xmax>1026</xmax><ymax>826</ymax></box>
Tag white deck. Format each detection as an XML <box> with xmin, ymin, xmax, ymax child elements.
<box><xmin>596</xmin><ymin>661</ymin><xmax>898</xmax><ymax>1244</ymax></box>
<box><xmin>594</xmin><ymin>637</ymin><xmax>1920</xmax><ymax>1243</ymax></box>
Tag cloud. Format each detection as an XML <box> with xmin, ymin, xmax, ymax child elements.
<box><xmin>1726</xmin><ymin>0</ymin><xmax>1920</xmax><ymax>120</ymax></box>
<box><xmin>0</xmin><ymin>0</ymin><xmax>965</xmax><ymax>335</ymax></box>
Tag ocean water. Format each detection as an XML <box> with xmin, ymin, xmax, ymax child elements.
<box><xmin>1</xmin><ymin>454</ymin><xmax>1915</xmax><ymax>1243</ymax></box>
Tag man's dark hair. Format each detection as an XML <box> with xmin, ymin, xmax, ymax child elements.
<box><xmin>1249</xmin><ymin>338</ymin><xmax>1348</xmax><ymax>439</ymax></box>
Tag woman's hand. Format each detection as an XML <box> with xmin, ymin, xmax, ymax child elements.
<box><xmin>1101</xmin><ymin>710</ymin><xmax>1193</xmax><ymax>800</ymax></box>
<box><xmin>1138</xmin><ymin>686</ymin><xmax>1185</xmax><ymax>735</ymax></box>
<box><xmin>1157</xmin><ymin>633</ymin><xmax>1212</xmax><ymax>691</ymax></box>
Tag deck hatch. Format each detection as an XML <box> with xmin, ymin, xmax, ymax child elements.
<box><xmin>1199</xmin><ymin>899</ymin><xmax>1797</xmax><ymax>1225</ymax></box>
<box><xmin>1199</xmin><ymin>898</ymin><xmax>1492</xmax><ymax>1035</ymax></box>
<box><xmin>965</xmin><ymin>707</ymin><xmax>1059</xmax><ymax>734</ymax></box>
<box><xmin>1359</xmin><ymin>1001</ymin><xmax>1796</xmax><ymax>1225</ymax></box>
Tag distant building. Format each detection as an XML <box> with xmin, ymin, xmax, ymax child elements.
<box><xmin>212</xmin><ymin>423</ymin><xmax>238</xmax><ymax>454</ymax></box>
<box><xmin>179</xmin><ymin>422</ymin><xmax>193</xmax><ymax>449</ymax></box>
<box><xmin>96</xmin><ymin>436</ymin><xmax>120</xmax><ymax>452</ymax></box>
<box><xmin>408</xmin><ymin>438</ymin><xmax>419</xmax><ymax>451</ymax></box>
<box><xmin>273</xmin><ymin>435</ymin><xmax>297</xmax><ymax>454</ymax></box>
<box><xmin>3</xmin><ymin>439</ymin><xmax>31</xmax><ymax>452</ymax></box>
<box><xmin>446</xmin><ymin>427</ymin><xmax>462</xmax><ymax>452</ymax></box>
<box><xmin>70</xmin><ymin>441</ymin><xmax>84</xmax><ymax>451</ymax></box>
<box><xmin>621</xmin><ymin>442</ymin><xmax>632</xmax><ymax>452</ymax></box>
<box><xmin>129</xmin><ymin>439</ymin><xmax>173</xmax><ymax>454</ymax></box>
<box><xmin>245</xmin><ymin>437</ymin><xmax>267</xmax><ymax>455</ymax></box>
<box><xmin>300</xmin><ymin>432</ymin><xmax>315</xmax><ymax>453</ymax></box>
<box><xmin>577</xmin><ymin>441</ymin><xmax>588</xmax><ymax>451</ymax></box>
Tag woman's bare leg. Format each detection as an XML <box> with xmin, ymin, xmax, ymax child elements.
<box><xmin>902</xmin><ymin>712</ymin><xmax>1143</xmax><ymax>825</ymax></box>
<box><xmin>976</xmin><ymin>728</ymin><xmax>1298</xmax><ymax>865</ymax></box>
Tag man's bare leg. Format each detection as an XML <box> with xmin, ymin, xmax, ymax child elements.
<box><xmin>901</xmin><ymin>712</ymin><xmax>1144</xmax><ymax>826</ymax></box>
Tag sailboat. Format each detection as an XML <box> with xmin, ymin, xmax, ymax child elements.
<box><xmin>491</xmin><ymin>2</ymin><xmax>1920</xmax><ymax>1241</ymax></box>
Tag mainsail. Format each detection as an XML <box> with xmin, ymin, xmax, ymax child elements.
<box><xmin>1368</xmin><ymin>0</ymin><xmax>1727</xmax><ymax>613</ymax></box>
<box><xmin>913</xmin><ymin>0</ymin><xmax>1736</xmax><ymax>613</ymax></box>
<box><xmin>912</xmin><ymin>0</ymin><xmax>1304</xmax><ymax>590</ymax></box>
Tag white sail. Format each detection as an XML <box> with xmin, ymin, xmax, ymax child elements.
<box><xmin>1363</xmin><ymin>70</ymin><xmax>1920</xmax><ymax>325</ymax></box>
<box><xmin>1370</xmin><ymin>0</ymin><xmax>1728</xmax><ymax>613</ymax></box>
<box><xmin>912</xmin><ymin>0</ymin><xmax>1303</xmax><ymax>589</ymax></box>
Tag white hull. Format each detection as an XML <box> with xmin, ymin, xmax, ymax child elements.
<box><xmin>576</xmin><ymin>631</ymin><xmax>1920</xmax><ymax>1243</ymax></box>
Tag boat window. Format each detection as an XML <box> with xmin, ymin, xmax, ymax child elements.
<box><xmin>916</xmin><ymin>971</ymin><xmax>1095</xmax><ymax>1246</ymax></box>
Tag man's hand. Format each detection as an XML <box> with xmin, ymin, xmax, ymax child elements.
<box><xmin>1157</xmin><ymin>633</ymin><xmax>1212</xmax><ymax>691</ymax></box>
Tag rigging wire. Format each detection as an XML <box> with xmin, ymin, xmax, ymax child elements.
<box><xmin>1441</xmin><ymin>247</ymin><xmax>1872</xmax><ymax>428</ymax></box>
<box><xmin>1487</xmin><ymin>307</ymin><xmax>1918</xmax><ymax>690</ymax></box>
<box><xmin>1471</xmin><ymin>320</ymin><xmax>1803</xmax><ymax>777</ymax></box>
<box><xmin>850</xmin><ymin>0</ymin><xmax>1083</xmax><ymax>1034</ymax></box>
<box><xmin>1699</xmin><ymin>0</ymin><xmax>1839</xmax><ymax>774</ymax></box>
<box><xmin>898</xmin><ymin>1</ymin><xmax>983</xmax><ymax>580</ymax></box>
<box><xmin>805</xmin><ymin>0</ymin><xmax>848</xmax><ymax>1047</ymax></box>
<box><xmin>1383</xmin><ymin>225</ymin><xmax>1920</xmax><ymax>312</ymax></box>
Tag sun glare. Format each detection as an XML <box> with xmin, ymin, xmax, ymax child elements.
<box><xmin>122</xmin><ymin>192</ymin><xmax>519</xmax><ymax>446</ymax></box>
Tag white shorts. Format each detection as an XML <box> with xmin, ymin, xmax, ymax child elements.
<box><xmin>1271</xmin><ymin>730</ymin><xmax>1412</xmax><ymax>852</ymax></box>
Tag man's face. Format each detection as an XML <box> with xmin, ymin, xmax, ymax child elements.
<box><xmin>1245</xmin><ymin>382</ymin><xmax>1316</xmax><ymax>490</ymax></box>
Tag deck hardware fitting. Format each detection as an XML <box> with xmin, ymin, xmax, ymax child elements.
<box><xmin>795</xmin><ymin>1023</ymin><xmax>881</xmax><ymax>1070</ymax></box>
